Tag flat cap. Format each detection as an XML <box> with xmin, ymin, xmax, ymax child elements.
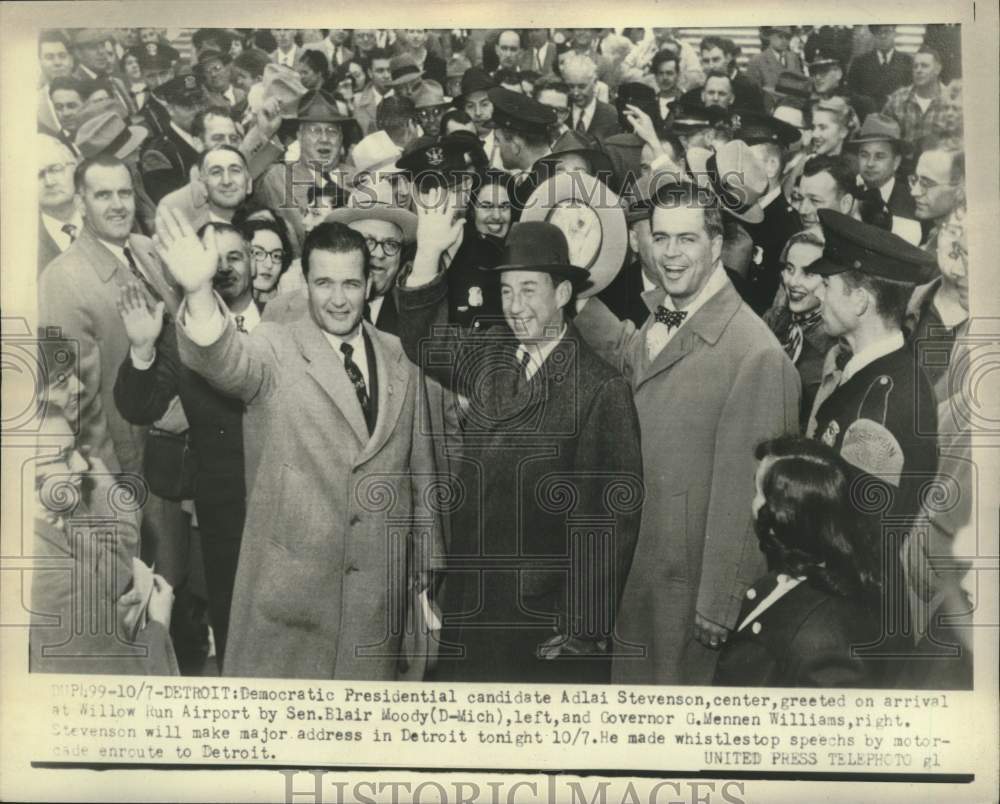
<box><xmin>488</xmin><ymin>87</ymin><xmax>556</xmax><ymax>137</ymax></box>
<box><xmin>810</xmin><ymin>209</ymin><xmax>937</xmax><ymax>283</ymax></box>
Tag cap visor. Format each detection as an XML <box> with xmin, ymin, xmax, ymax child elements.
<box><xmin>805</xmin><ymin>255</ymin><xmax>845</xmax><ymax>276</ymax></box>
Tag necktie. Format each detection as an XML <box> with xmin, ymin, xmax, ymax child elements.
<box><xmin>340</xmin><ymin>342</ymin><xmax>373</xmax><ymax>435</ymax></box>
<box><xmin>654</xmin><ymin>306</ymin><xmax>687</xmax><ymax>330</ymax></box>
<box><xmin>575</xmin><ymin>112</ymin><xmax>587</xmax><ymax>133</ymax></box>
<box><xmin>235</xmin><ymin>315</ymin><xmax>247</xmax><ymax>333</ymax></box>
<box><xmin>515</xmin><ymin>348</ymin><xmax>532</xmax><ymax>391</ymax></box>
<box><xmin>61</xmin><ymin>223</ymin><xmax>78</xmax><ymax>243</ymax></box>
<box><xmin>123</xmin><ymin>246</ymin><xmax>162</xmax><ymax>303</ymax></box>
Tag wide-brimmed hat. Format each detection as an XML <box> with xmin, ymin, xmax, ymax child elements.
<box><xmin>388</xmin><ymin>54</ymin><xmax>424</xmax><ymax>87</ymax></box>
<box><xmin>519</xmin><ymin>171</ymin><xmax>628</xmax><ymax>298</ymax></box>
<box><xmin>325</xmin><ymin>181</ymin><xmax>417</xmax><ymax>242</ymax></box>
<box><xmin>685</xmin><ymin>140</ymin><xmax>768</xmax><ymax>224</ymax></box>
<box><xmin>75</xmin><ymin>110</ymin><xmax>149</xmax><ymax>160</ymax></box>
<box><xmin>295</xmin><ymin>89</ymin><xmax>355</xmax><ymax>123</ymax></box>
<box><xmin>351</xmin><ymin>130</ymin><xmax>405</xmax><ymax>175</ymax></box>
<box><xmin>262</xmin><ymin>63</ymin><xmax>308</xmax><ymax>119</ymax></box>
<box><xmin>848</xmin><ymin>113</ymin><xmax>905</xmax><ymax>147</ymax></box>
<box><xmin>480</xmin><ymin>221</ymin><xmax>591</xmax><ymax>290</ymax></box>
<box><xmin>411</xmin><ymin>80</ymin><xmax>452</xmax><ymax>110</ymax></box>
<box><xmin>537</xmin><ymin>130</ymin><xmax>614</xmax><ymax>180</ymax></box>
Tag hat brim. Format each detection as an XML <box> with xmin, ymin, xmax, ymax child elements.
<box><xmin>519</xmin><ymin>172</ymin><xmax>628</xmax><ymax>299</ymax></box>
<box><xmin>804</xmin><ymin>255</ymin><xmax>844</xmax><ymax>276</ymax></box>
<box><xmin>538</xmin><ymin>147</ymin><xmax>615</xmax><ymax>181</ymax></box>
<box><xmin>481</xmin><ymin>262</ymin><xmax>592</xmax><ymax>291</ymax></box>
<box><xmin>113</xmin><ymin>126</ymin><xmax>150</xmax><ymax>160</ymax></box>
<box><xmin>323</xmin><ymin>206</ymin><xmax>418</xmax><ymax>242</ymax></box>
<box><xmin>390</xmin><ymin>70</ymin><xmax>424</xmax><ymax>87</ymax></box>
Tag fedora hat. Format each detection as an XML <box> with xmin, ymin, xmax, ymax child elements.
<box><xmin>848</xmin><ymin>113</ymin><xmax>905</xmax><ymax>147</ymax></box>
<box><xmin>482</xmin><ymin>221</ymin><xmax>591</xmax><ymax>290</ymax></box>
<box><xmin>538</xmin><ymin>130</ymin><xmax>614</xmax><ymax>180</ymax></box>
<box><xmin>453</xmin><ymin>67</ymin><xmax>497</xmax><ymax>106</ymax></box>
<box><xmin>351</xmin><ymin>130</ymin><xmax>405</xmax><ymax>175</ymax></box>
<box><xmin>685</xmin><ymin>140</ymin><xmax>768</xmax><ymax>224</ymax></box>
<box><xmin>388</xmin><ymin>54</ymin><xmax>424</xmax><ymax>86</ymax></box>
<box><xmin>325</xmin><ymin>181</ymin><xmax>418</xmax><ymax>242</ymax></box>
<box><xmin>411</xmin><ymin>79</ymin><xmax>452</xmax><ymax>110</ymax></box>
<box><xmin>519</xmin><ymin>171</ymin><xmax>628</xmax><ymax>298</ymax></box>
<box><xmin>295</xmin><ymin>89</ymin><xmax>354</xmax><ymax>123</ymax></box>
<box><xmin>765</xmin><ymin>70</ymin><xmax>813</xmax><ymax>109</ymax></box>
<box><xmin>262</xmin><ymin>63</ymin><xmax>308</xmax><ymax>119</ymax></box>
<box><xmin>75</xmin><ymin>111</ymin><xmax>149</xmax><ymax>160</ymax></box>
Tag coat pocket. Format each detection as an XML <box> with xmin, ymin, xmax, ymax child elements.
<box><xmin>257</xmin><ymin>539</ymin><xmax>329</xmax><ymax>632</ymax></box>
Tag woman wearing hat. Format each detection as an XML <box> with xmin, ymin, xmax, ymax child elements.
<box><xmin>714</xmin><ymin>435</ymin><xmax>883</xmax><ymax>688</ymax></box>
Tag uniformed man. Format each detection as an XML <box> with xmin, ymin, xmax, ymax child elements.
<box><xmin>486</xmin><ymin>87</ymin><xmax>557</xmax><ymax>213</ymax></box>
<box><xmin>134</xmin><ymin>47</ymin><xmax>175</xmax><ymax>138</ymax></box>
<box><xmin>808</xmin><ymin>48</ymin><xmax>876</xmax><ymax>122</ymax></box>
<box><xmin>396</xmin><ymin>131</ymin><xmax>502</xmax><ymax>330</ymax></box>
<box><xmin>139</xmin><ymin>73</ymin><xmax>206</xmax><ymax>204</ymax></box>
<box><xmin>807</xmin><ymin>209</ymin><xmax>939</xmax><ymax>520</ymax></box>
<box><xmin>735</xmin><ymin>111</ymin><xmax>804</xmax><ymax>314</ymax></box>
<box><xmin>666</xmin><ymin>96</ymin><xmax>732</xmax><ymax>151</ymax></box>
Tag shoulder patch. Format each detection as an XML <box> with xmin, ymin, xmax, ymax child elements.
<box><xmin>141</xmin><ymin>149</ymin><xmax>173</xmax><ymax>173</ymax></box>
<box><xmin>840</xmin><ymin>418</ymin><xmax>904</xmax><ymax>487</ymax></box>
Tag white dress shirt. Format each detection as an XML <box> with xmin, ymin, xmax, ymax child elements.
<box><xmin>840</xmin><ymin>331</ymin><xmax>905</xmax><ymax>385</ymax></box>
<box><xmin>275</xmin><ymin>45</ymin><xmax>299</xmax><ymax>68</ymax></box>
<box><xmin>324</xmin><ymin>328</ymin><xmax>371</xmax><ymax>389</ymax></box>
<box><xmin>877</xmin><ymin>49</ymin><xmax>895</xmax><ymax>67</ymax></box>
<box><xmin>41</xmin><ymin>210</ymin><xmax>83</xmax><ymax>253</ymax></box>
<box><xmin>532</xmin><ymin>44</ymin><xmax>550</xmax><ymax>72</ymax></box>
<box><xmin>514</xmin><ymin>324</ymin><xmax>567</xmax><ymax>382</ymax></box>
<box><xmin>572</xmin><ymin>96</ymin><xmax>598</xmax><ymax>132</ymax></box>
<box><xmin>367</xmin><ymin>294</ymin><xmax>386</xmax><ymax>325</ymax></box>
<box><xmin>133</xmin><ymin>297</ymin><xmax>260</xmax><ymax>369</ymax></box>
<box><xmin>645</xmin><ymin>264</ymin><xmax>729</xmax><ymax>360</ymax></box>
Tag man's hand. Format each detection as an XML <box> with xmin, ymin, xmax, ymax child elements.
<box><xmin>693</xmin><ymin>611</ymin><xmax>731</xmax><ymax>649</ymax></box>
<box><xmin>408</xmin><ymin>186</ymin><xmax>464</xmax><ymax>287</ymax></box>
<box><xmin>153</xmin><ymin>207</ymin><xmax>219</xmax><ymax>296</ymax></box>
<box><xmin>539</xmin><ymin>633</ymin><xmax>608</xmax><ymax>660</ymax></box>
<box><xmin>624</xmin><ymin>103</ymin><xmax>663</xmax><ymax>152</ymax></box>
<box><xmin>117</xmin><ymin>281</ymin><xmax>164</xmax><ymax>362</ymax></box>
<box><xmin>256</xmin><ymin>97</ymin><xmax>282</xmax><ymax>140</ymax></box>
<box><xmin>147</xmin><ymin>575</ymin><xmax>175</xmax><ymax>628</ymax></box>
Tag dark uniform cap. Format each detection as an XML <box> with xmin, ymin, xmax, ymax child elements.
<box><xmin>810</xmin><ymin>209</ymin><xmax>937</xmax><ymax>283</ymax></box>
<box><xmin>667</xmin><ymin>97</ymin><xmax>731</xmax><ymax>131</ymax></box>
<box><xmin>808</xmin><ymin>46</ymin><xmax>842</xmax><ymax>72</ymax></box>
<box><xmin>396</xmin><ymin>130</ymin><xmax>488</xmax><ymax>182</ymax></box>
<box><xmin>158</xmin><ymin>73</ymin><xmax>204</xmax><ymax>105</ymax></box>
<box><xmin>488</xmin><ymin>87</ymin><xmax>556</xmax><ymax>137</ymax></box>
<box><xmin>733</xmin><ymin>110</ymin><xmax>801</xmax><ymax>147</ymax></box>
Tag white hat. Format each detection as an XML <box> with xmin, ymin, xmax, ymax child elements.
<box><xmin>351</xmin><ymin>130</ymin><xmax>405</xmax><ymax>175</ymax></box>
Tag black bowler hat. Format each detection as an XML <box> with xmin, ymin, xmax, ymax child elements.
<box><xmin>810</xmin><ymin>209</ymin><xmax>937</xmax><ymax>283</ymax></box>
<box><xmin>453</xmin><ymin>67</ymin><xmax>497</xmax><ymax>106</ymax></box>
<box><xmin>488</xmin><ymin>87</ymin><xmax>556</xmax><ymax>137</ymax></box>
<box><xmin>158</xmin><ymin>73</ymin><xmax>204</xmax><ymax>106</ymax></box>
<box><xmin>482</xmin><ymin>221</ymin><xmax>591</xmax><ymax>290</ymax></box>
<box><xmin>732</xmin><ymin>110</ymin><xmax>801</xmax><ymax>148</ymax></box>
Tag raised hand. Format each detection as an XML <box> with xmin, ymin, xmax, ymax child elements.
<box><xmin>116</xmin><ymin>280</ymin><xmax>164</xmax><ymax>361</ymax></box>
<box><xmin>408</xmin><ymin>185</ymin><xmax>465</xmax><ymax>287</ymax></box>
<box><xmin>257</xmin><ymin>97</ymin><xmax>282</xmax><ymax>140</ymax></box>
<box><xmin>153</xmin><ymin>207</ymin><xmax>219</xmax><ymax>295</ymax></box>
<box><xmin>624</xmin><ymin>103</ymin><xmax>662</xmax><ymax>152</ymax></box>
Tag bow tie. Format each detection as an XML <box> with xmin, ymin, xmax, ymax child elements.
<box><xmin>654</xmin><ymin>306</ymin><xmax>687</xmax><ymax>330</ymax></box>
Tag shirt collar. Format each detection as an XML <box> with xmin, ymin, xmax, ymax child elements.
<box><xmin>228</xmin><ymin>298</ymin><xmax>261</xmax><ymax>332</ymax></box>
<box><xmin>878</xmin><ymin>176</ymin><xmax>896</xmax><ymax>203</ymax></box>
<box><xmin>576</xmin><ymin>95</ymin><xmax>598</xmax><ymax>125</ymax></box>
<box><xmin>323</xmin><ymin>326</ymin><xmax>364</xmax><ymax>356</ymax></box>
<box><xmin>659</xmin><ymin>263</ymin><xmax>728</xmax><ymax>319</ymax></box>
<box><xmin>841</xmin><ymin>331</ymin><xmax>905</xmax><ymax>383</ymax></box>
<box><xmin>515</xmin><ymin>323</ymin><xmax>568</xmax><ymax>381</ymax></box>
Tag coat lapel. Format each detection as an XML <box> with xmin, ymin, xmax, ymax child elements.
<box><xmin>356</xmin><ymin>323</ymin><xmax>409</xmax><ymax>467</ymax></box>
<box><xmin>292</xmin><ymin>318</ymin><xmax>370</xmax><ymax>446</ymax></box>
<box><xmin>635</xmin><ymin>278</ymin><xmax>743</xmax><ymax>391</ymax></box>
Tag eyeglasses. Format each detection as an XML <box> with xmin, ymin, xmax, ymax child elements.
<box><xmin>250</xmin><ymin>246</ymin><xmax>285</xmax><ymax>263</ymax></box>
<box><xmin>303</xmin><ymin>124</ymin><xmax>343</xmax><ymax>140</ymax></box>
<box><xmin>364</xmin><ymin>236</ymin><xmax>402</xmax><ymax>257</ymax></box>
<box><xmin>38</xmin><ymin>162</ymin><xmax>75</xmax><ymax>181</ymax></box>
<box><xmin>908</xmin><ymin>174</ymin><xmax>959</xmax><ymax>192</ymax></box>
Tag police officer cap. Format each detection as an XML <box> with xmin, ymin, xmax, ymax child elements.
<box><xmin>158</xmin><ymin>73</ymin><xmax>204</xmax><ymax>106</ymax></box>
<box><xmin>667</xmin><ymin>97</ymin><xmax>731</xmax><ymax>131</ymax></box>
<box><xmin>810</xmin><ymin>209</ymin><xmax>937</xmax><ymax>283</ymax></box>
<box><xmin>488</xmin><ymin>87</ymin><xmax>556</xmax><ymax>138</ymax></box>
<box><xmin>396</xmin><ymin>130</ymin><xmax>488</xmax><ymax>183</ymax></box>
<box><xmin>733</xmin><ymin>110</ymin><xmax>801</xmax><ymax>148</ymax></box>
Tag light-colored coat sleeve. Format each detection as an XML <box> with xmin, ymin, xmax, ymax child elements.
<box><xmin>696</xmin><ymin>342</ymin><xmax>801</xmax><ymax>629</ymax></box>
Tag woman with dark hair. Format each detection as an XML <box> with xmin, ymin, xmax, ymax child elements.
<box><xmin>240</xmin><ymin>218</ymin><xmax>294</xmax><ymax>304</ymax></box>
<box><xmin>297</xmin><ymin>49</ymin><xmax>330</xmax><ymax>92</ymax></box>
<box><xmin>714</xmin><ymin>435</ymin><xmax>885</xmax><ymax>688</ymax></box>
<box><xmin>232</xmin><ymin>199</ymin><xmax>303</xmax><ymax>260</ymax></box>
<box><xmin>468</xmin><ymin>169</ymin><xmax>515</xmax><ymax>242</ymax></box>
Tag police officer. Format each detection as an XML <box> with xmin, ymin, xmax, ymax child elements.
<box><xmin>135</xmin><ymin>47</ymin><xmax>175</xmax><ymax>138</ymax></box>
<box><xmin>139</xmin><ymin>73</ymin><xmax>205</xmax><ymax>204</ymax></box>
<box><xmin>486</xmin><ymin>87</ymin><xmax>558</xmax><ymax>214</ymax></box>
<box><xmin>807</xmin><ymin>209</ymin><xmax>938</xmax><ymax>520</ymax></box>
<box><xmin>396</xmin><ymin>131</ymin><xmax>503</xmax><ymax>330</ymax></box>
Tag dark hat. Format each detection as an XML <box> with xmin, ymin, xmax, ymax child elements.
<box><xmin>761</xmin><ymin>26</ymin><xmax>795</xmax><ymax>37</ymax></box>
<box><xmin>615</xmin><ymin>81</ymin><xmax>658</xmax><ymax>122</ymax></box>
<box><xmin>196</xmin><ymin>47</ymin><xmax>231</xmax><ymax>68</ymax></box>
<box><xmin>766</xmin><ymin>70</ymin><xmax>813</xmax><ymax>109</ymax></box>
<box><xmin>667</xmin><ymin>97</ymin><xmax>731</xmax><ymax>132</ymax></box>
<box><xmin>158</xmin><ymin>73</ymin><xmax>204</xmax><ymax>106</ymax></box>
<box><xmin>483</xmin><ymin>221</ymin><xmax>590</xmax><ymax>289</ymax></box>
<box><xmin>410</xmin><ymin>79</ymin><xmax>452</xmax><ymax>110</ymax></box>
<box><xmin>388</xmin><ymin>54</ymin><xmax>423</xmax><ymax>86</ymax></box>
<box><xmin>624</xmin><ymin>172</ymin><xmax>675</xmax><ymax>224</ymax></box>
<box><xmin>807</xmin><ymin>47</ymin><xmax>842</xmax><ymax>72</ymax></box>
<box><xmin>732</xmin><ymin>110</ymin><xmax>801</xmax><ymax>147</ymax></box>
<box><xmin>396</xmin><ymin>130</ymin><xmax>488</xmax><ymax>184</ymax></box>
<box><xmin>848</xmin><ymin>113</ymin><xmax>904</xmax><ymax>147</ymax></box>
<box><xmin>488</xmin><ymin>87</ymin><xmax>556</xmax><ymax>138</ymax></box>
<box><xmin>494</xmin><ymin>68</ymin><xmax>523</xmax><ymax>87</ymax></box>
<box><xmin>454</xmin><ymin>67</ymin><xmax>497</xmax><ymax>106</ymax></box>
<box><xmin>295</xmin><ymin>89</ymin><xmax>353</xmax><ymax>123</ymax></box>
<box><xmin>538</xmin><ymin>129</ymin><xmax>614</xmax><ymax>177</ymax></box>
<box><xmin>137</xmin><ymin>46</ymin><xmax>174</xmax><ymax>72</ymax></box>
<box><xmin>810</xmin><ymin>209</ymin><xmax>937</xmax><ymax>283</ymax></box>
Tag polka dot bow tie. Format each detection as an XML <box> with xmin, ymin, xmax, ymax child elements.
<box><xmin>654</xmin><ymin>306</ymin><xmax>687</xmax><ymax>330</ymax></box>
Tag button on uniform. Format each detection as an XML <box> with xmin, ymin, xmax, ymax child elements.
<box><xmin>751</xmin><ymin>622</ymin><xmax>762</xmax><ymax>634</ymax></box>
<box><xmin>745</xmin><ymin>587</ymin><xmax>757</xmax><ymax>600</ymax></box>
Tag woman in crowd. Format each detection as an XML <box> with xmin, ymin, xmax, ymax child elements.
<box><xmin>296</xmin><ymin>49</ymin><xmax>330</xmax><ymax>92</ymax></box>
<box><xmin>809</xmin><ymin>96</ymin><xmax>859</xmax><ymax>158</ymax></box>
<box><xmin>762</xmin><ymin>230</ymin><xmax>837</xmax><ymax>429</ymax></box>
<box><xmin>469</xmin><ymin>170</ymin><xmax>514</xmax><ymax>243</ymax></box>
<box><xmin>242</xmin><ymin>218</ymin><xmax>295</xmax><ymax>304</ymax></box>
<box><xmin>714</xmin><ymin>435</ymin><xmax>884</xmax><ymax>688</ymax></box>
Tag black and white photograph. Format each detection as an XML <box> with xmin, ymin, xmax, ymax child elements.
<box><xmin>1</xmin><ymin>3</ymin><xmax>997</xmax><ymax>803</ymax></box>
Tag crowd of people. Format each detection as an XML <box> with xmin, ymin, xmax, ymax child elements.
<box><xmin>32</xmin><ymin>24</ymin><xmax>973</xmax><ymax>689</ymax></box>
